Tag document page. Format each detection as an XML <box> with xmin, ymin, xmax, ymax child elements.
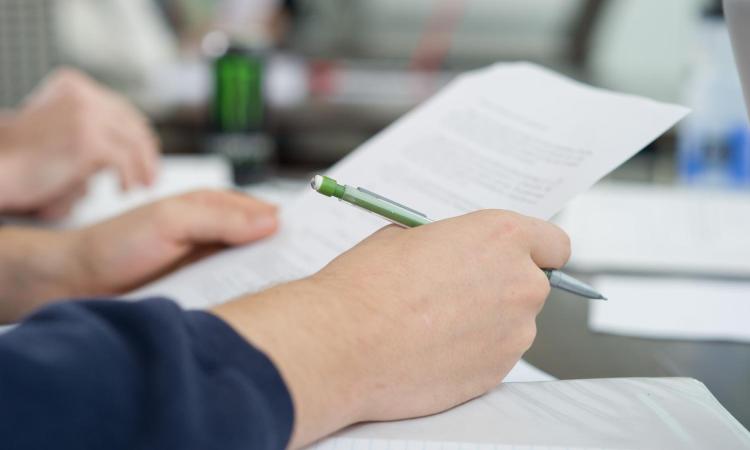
<box><xmin>60</xmin><ymin>155</ymin><xmax>232</xmax><ymax>228</ymax></box>
<box><xmin>589</xmin><ymin>275</ymin><xmax>750</xmax><ymax>343</ymax></box>
<box><xmin>316</xmin><ymin>378</ymin><xmax>750</xmax><ymax>449</ymax></box>
<box><xmin>556</xmin><ymin>182</ymin><xmax>750</xmax><ymax>276</ymax></box>
<box><xmin>309</xmin><ymin>438</ymin><xmax>602</xmax><ymax>450</ymax></box>
<box><xmin>132</xmin><ymin>63</ymin><xmax>688</xmax><ymax>311</ymax></box>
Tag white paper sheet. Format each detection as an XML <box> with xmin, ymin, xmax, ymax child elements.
<box><xmin>589</xmin><ymin>275</ymin><xmax>750</xmax><ymax>343</ymax></box>
<box><xmin>503</xmin><ymin>359</ymin><xmax>555</xmax><ymax>383</ymax></box>
<box><xmin>130</xmin><ymin>63</ymin><xmax>687</xmax><ymax>381</ymax></box>
<box><xmin>132</xmin><ymin>63</ymin><xmax>687</xmax><ymax>306</ymax></box>
<box><xmin>316</xmin><ymin>378</ymin><xmax>750</xmax><ymax>449</ymax></box>
<box><xmin>59</xmin><ymin>155</ymin><xmax>232</xmax><ymax>228</ymax></box>
<box><xmin>556</xmin><ymin>182</ymin><xmax>750</xmax><ymax>277</ymax></box>
<box><xmin>310</xmin><ymin>438</ymin><xmax>601</xmax><ymax>450</ymax></box>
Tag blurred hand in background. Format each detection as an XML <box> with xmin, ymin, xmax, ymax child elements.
<box><xmin>0</xmin><ymin>190</ymin><xmax>278</xmax><ymax>324</ymax></box>
<box><xmin>0</xmin><ymin>68</ymin><xmax>160</xmax><ymax>219</ymax></box>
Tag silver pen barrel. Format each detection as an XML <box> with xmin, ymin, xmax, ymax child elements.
<box><xmin>543</xmin><ymin>269</ymin><xmax>607</xmax><ymax>300</ymax></box>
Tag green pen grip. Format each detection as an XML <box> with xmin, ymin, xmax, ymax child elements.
<box><xmin>312</xmin><ymin>175</ymin><xmax>431</xmax><ymax>228</ymax></box>
<box><xmin>342</xmin><ymin>186</ymin><xmax>430</xmax><ymax>228</ymax></box>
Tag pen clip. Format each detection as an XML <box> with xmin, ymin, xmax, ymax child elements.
<box><xmin>356</xmin><ymin>187</ymin><xmax>429</xmax><ymax>218</ymax></box>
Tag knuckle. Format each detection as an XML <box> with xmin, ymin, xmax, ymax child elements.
<box><xmin>71</xmin><ymin>117</ymin><xmax>93</xmax><ymax>146</ymax></box>
<box><xmin>478</xmin><ymin>209</ymin><xmax>525</xmax><ymax>240</ymax></box>
<box><xmin>514</xmin><ymin>270</ymin><xmax>550</xmax><ymax>307</ymax></box>
<box><xmin>480</xmin><ymin>373</ymin><xmax>504</xmax><ymax>394</ymax></box>
<box><xmin>520</xmin><ymin>322</ymin><xmax>538</xmax><ymax>349</ymax></box>
<box><xmin>530</xmin><ymin>269</ymin><xmax>552</xmax><ymax>300</ymax></box>
<box><xmin>64</xmin><ymin>88</ymin><xmax>91</xmax><ymax>114</ymax></box>
<box><xmin>544</xmin><ymin>222</ymin><xmax>572</xmax><ymax>265</ymax></box>
<box><xmin>152</xmin><ymin>198</ymin><xmax>179</xmax><ymax>227</ymax></box>
<box><xmin>521</xmin><ymin>285</ymin><xmax>546</xmax><ymax>308</ymax></box>
<box><xmin>181</xmin><ymin>189</ymin><xmax>221</xmax><ymax>205</ymax></box>
<box><xmin>180</xmin><ymin>190</ymin><xmax>208</xmax><ymax>204</ymax></box>
<box><xmin>57</xmin><ymin>72</ymin><xmax>88</xmax><ymax>97</ymax></box>
<box><xmin>559</xmin><ymin>229</ymin><xmax>572</xmax><ymax>263</ymax></box>
<box><xmin>480</xmin><ymin>208</ymin><xmax>519</xmax><ymax>222</ymax></box>
<box><xmin>51</xmin><ymin>67</ymin><xmax>85</xmax><ymax>84</ymax></box>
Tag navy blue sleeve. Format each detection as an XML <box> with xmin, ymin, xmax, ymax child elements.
<box><xmin>0</xmin><ymin>298</ymin><xmax>294</xmax><ymax>450</ymax></box>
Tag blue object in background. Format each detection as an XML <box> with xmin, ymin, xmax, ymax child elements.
<box><xmin>678</xmin><ymin>122</ymin><xmax>708</xmax><ymax>184</ymax></box>
<box><xmin>677</xmin><ymin>2</ymin><xmax>749</xmax><ymax>187</ymax></box>
<box><xmin>728</xmin><ymin>124</ymin><xmax>750</xmax><ymax>185</ymax></box>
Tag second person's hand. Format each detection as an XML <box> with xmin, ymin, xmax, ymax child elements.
<box><xmin>0</xmin><ymin>190</ymin><xmax>279</xmax><ymax>323</ymax></box>
<box><xmin>0</xmin><ymin>68</ymin><xmax>160</xmax><ymax>219</ymax></box>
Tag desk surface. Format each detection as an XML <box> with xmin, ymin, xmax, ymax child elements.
<box><xmin>526</xmin><ymin>287</ymin><xmax>750</xmax><ymax>429</ymax></box>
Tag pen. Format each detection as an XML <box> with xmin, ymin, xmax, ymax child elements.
<box><xmin>310</xmin><ymin>175</ymin><xmax>607</xmax><ymax>301</ymax></box>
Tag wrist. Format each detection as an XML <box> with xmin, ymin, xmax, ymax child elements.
<box><xmin>0</xmin><ymin>117</ymin><xmax>27</xmax><ymax>211</ymax></box>
<box><xmin>212</xmin><ymin>277</ymin><xmax>373</xmax><ymax>448</ymax></box>
<box><xmin>0</xmin><ymin>227</ymin><xmax>80</xmax><ymax>323</ymax></box>
<box><xmin>0</xmin><ymin>153</ymin><xmax>23</xmax><ymax>211</ymax></box>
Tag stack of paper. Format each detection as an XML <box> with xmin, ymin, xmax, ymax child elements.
<box><xmin>557</xmin><ymin>182</ymin><xmax>750</xmax><ymax>277</ymax></box>
<box><xmin>589</xmin><ymin>275</ymin><xmax>750</xmax><ymax>343</ymax></box>
<box><xmin>60</xmin><ymin>155</ymin><xmax>232</xmax><ymax>228</ymax></box>
<box><xmin>556</xmin><ymin>182</ymin><xmax>750</xmax><ymax>343</ymax></box>
<box><xmin>315</xmin><ymin>378</ymin><xmax>750</xmax><ymax>449</ymax></box>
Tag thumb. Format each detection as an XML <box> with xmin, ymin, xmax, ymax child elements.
<box><xmin>165</xmin><ymin>190</ymin><xmax>279</xmax><ymax>246</ymax></box>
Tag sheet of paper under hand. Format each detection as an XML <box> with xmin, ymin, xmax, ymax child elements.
<box><xmin>316</xmin><ymin>378</ymin><xmax>750</xmax><ymax>449</ymax></box>
<box><xmin>60</xmin><ymin>155</ymin><xmax>232</xmax><ymax>228</ymax></box>
<box><xmin>130</xmin><ymin>62</ymin><xmax>688</xmax><ymax>380</ymax></box>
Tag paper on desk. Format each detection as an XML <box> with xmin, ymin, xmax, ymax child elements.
<box><xmin>311</xmin><ymin>438</ymin><xmax>601</xmax><ymax>450</ymax></box>
<box><xmin>132</xmin><ymin>63</ymin><xmax>687</xmax><ymax>306</ymax></box>
<box><xmin>503</xmin><ymin>359</ymin><xmax>555</xmax><ymax>382</ymax></box>
<box><xmin>60</xmin><ymin>155</ymin><xmax>232</xmax><ymax>228</ymax></box>
<box><xmin>316</xmin><ymin>378</ymin><xmax>750</xmax><ymax>449</ymax></box>
<box><xmin>589</xmin><ymin>275</ymin><xmax>750</xmax><ymax>343</ymax></box>
<box><xmin>131</xmin><ymin>62</ymin><xmax>687</xmax><ymax>380</ymax></box>
<box><xmin>557</xmin><ymin>182</ymin><xmax>750</xmax><ymax>276</ymax></box>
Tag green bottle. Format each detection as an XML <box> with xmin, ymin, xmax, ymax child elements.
<box><xmin>213</xmin><ymin>46</ymin><xmax>265</xmax><ymax>132</ymax></box>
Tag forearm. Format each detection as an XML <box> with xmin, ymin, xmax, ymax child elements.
<box><xmin>213</xmin><ymin>278</ymin><xmax>370</xmax><ymax>449</ymax></box>
<box><xmin>0</xmin><ymin>227</ymin><xmax>79</xmax><ymax>323</ymax></box>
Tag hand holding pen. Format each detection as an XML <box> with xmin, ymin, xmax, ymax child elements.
<box><xmin>311</xmin><ymin>175</ymin><xmax>605</xmax><ymax>300</ymax></box>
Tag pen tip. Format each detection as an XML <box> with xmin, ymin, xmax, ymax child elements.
<box><xmin>599</xmin><ymin>295</ymin><xmax>608</xmax><ymax>301</ymax></box>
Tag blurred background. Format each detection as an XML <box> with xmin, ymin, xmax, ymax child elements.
<box><xmin>2</xmin><ymin>0</ymin><xmax>749</xmax><ymax>429</ymax></box>
<box><xmin>2</xmin><ymin>0</ymin><xmax>745</xmax><ymax>184</ymax></box>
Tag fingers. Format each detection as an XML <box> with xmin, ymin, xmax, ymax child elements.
<box><xmin>160</xmin><ymin>190</ymin><xmax>279</xmax><ymax>246</ymax></box>
<box><xmin>91</xmin><ymin>95</ymin><xmax>159</xmax><ymax>190</ymax></box>
<box><xmin>47</xmin><ymin>67</ymin><xmax>161</xmax><ymax>190</ymax></box>
<box><xmin>97</xmin><ymin>92</ymin><xmax>160</xmax><ymax>186</ymax></box>
<box><xmin>104</xmin><ymin>123</ymin><xmax>158</xmax><ymax>190</ymax></box>
<box><xmin>71</xmin><ymin>107</ymin><xmax>159</xmax><ymax>192</ymax></box>
<box><xmin>364</xmin><ymin>210</ymin><xmax>570</xmax><ymax>271</ymax></box>
<box><xmin>524</xmin><ymin>217</ymin><xmax>571</xmax><ymax>270</ymax></box>
<box><xmin>445</xmin><ymin>209</ymin><xmax>571</xmax><ymax>269</ymax></box>
<box><xmin>70</xmin><ymin>124</ymin><xmax>138</xmax><ymax>191</ymax></box>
